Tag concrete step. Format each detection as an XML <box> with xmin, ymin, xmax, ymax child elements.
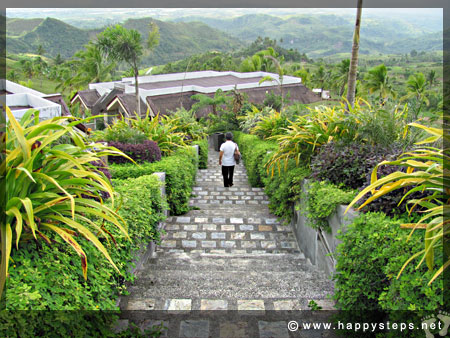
<box><xmin>122</xmin><ymin>253</ymin><xmax>333</xmax><ymax>309</ymax></box>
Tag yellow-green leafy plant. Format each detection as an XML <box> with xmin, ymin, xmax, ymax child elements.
<box><xmin>2</xmin><ymin>108</ymin><xmax>131</xmax><ymax>297</ymax></box>
<box><xmin>265</xmin><ymin>104</ymin><xmax>354</xmax><ymax>175</ymax></box>
<box><xmin>251</xmin><ymin>110</ymin><xmax>289</xmax><ymax>139</ymax></box>
<box><xmin>346</xmin><ymin>123</ymin><xmax>448</xmax><ymax>284</ymax></box>
<box><xmin>129</xmin><ymin>111</ymin><xmax>188</xmax><ymax>155</ymax></box>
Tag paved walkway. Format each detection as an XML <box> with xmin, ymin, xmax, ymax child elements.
<box><xmin>119</xmin><ymin>147</ymin><xmax>335</xmax><ymax>337</ymax></box>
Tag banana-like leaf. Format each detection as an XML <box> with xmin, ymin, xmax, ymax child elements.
<box><xmin>41</xmin><ymin>223</ymin><xmax>89</xmax><ymax>280</ymax></box>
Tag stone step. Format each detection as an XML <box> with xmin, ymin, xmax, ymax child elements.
<box><xmin>165</xmin><ymin>215</ymin><xmax>283</xmax><ymax>226</ymax></box>
<box><xmin>122</xmin><ymin>254</ymin><xmax>333</xmax><ymax>307</ymax></box>
<box><xmin>145</xmin><ymin>252</ymin><xmax>309</xmax><ymax>272</ymax></box>
<box><xmin>190</xmin><ymin>199</ymin><xmax>270</xmax><ymax>206</ymax></box>
<box><xmin>193</xmin><ymin>186</ymin><xmax>263</xmax><ymax>192</ymax></box>
<box><xmin>182</xmin><ymin>209</ymin><xmax>277</xmax><ymax>219</ymax></box>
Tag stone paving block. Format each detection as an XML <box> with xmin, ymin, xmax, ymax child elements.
<box><xmin>219</xmin><ymin>322</ymin><xmax>248</xmax><ymax>338</ymax></box>
<box><xmin>247</xmin><ymin>218</ymin><xmax>262</xmax><ymax>224</ymax></box>
<box><xmin>246</xmin><ymin>192</ymin><xmax>256</xmax><ymax>196</ymax></box>
<box><xmin>259</xmin><ymin>225</ymin><xmax>273</xmax><ymax>232</ymax></box>
<box><xmin>237</xmin><ymin>300</ymin><xmax>265</xmax><ymax>311</ymax></box>
<box><xmin>250</xmin><ymin>233</ymin><xmax>265</xmax><ymax>240</ymax></box>
<box><xmin>236</xmin><ymin>200</ymin><xmax>245</xmax><ymax>205</ymax></box>
<box><xmin>179</xmin><ymin>320</ymin><xmax>210</xmax><ymax>338</ymax></box>
<box><xmin>168</xmin><ymin>249</ymin><xmax>184</xmax><ymax>253</ymax></box>
<box><xmin>160</xmin><ymin>240</ymin><xmax>176</xmax><ymax>248</ymax></box>
<box><xmin>230</xmin><ymin>232</ymin><xmax>246</xmax><ymax>240</ymax></box>
<box><xmin>200</xmin><ymin>299</ymin><xmax>228</xmax><ymax>310</ymax></box>
<box><xmin>126</xmin><ymin>298</ymin><xmax>156</xmax><ymax>310</ymax></box>
<box><xmin>265</xmin><ymin>218</ymin><xmax>278</xmax><ymax>225</ymax></box>
<box><xmin>229</xmin><ymin>196</ymin><xmax>239</xmax><ymax>200</ymax></box>
<box><xmin>254</xmin><ymin>196</ymin><xmax>264</xmax><ymax>200</ymax></box>
<box><xmin>194</xmin><ymin>217</ymin><xmax>208</xmax><ymax>223</ymax></box>
<box><xmin>177</xmin><ymin>217</ymin><xmax>191</xmax><ymax>223</ymax></box>
<box><xmin>231</xmin><ymin>249</ymin><xmax>248</xmax><ymax>254</ymax></box>
<box><xmin>220</xmin><ymin>241</ymin><xmax>236</xmax><ymax>248</ymax></box>
<box><xmin>165</xmin><ymin>224</ymin><xmax>180</xmax><ymax>231</ymax></box>
<box><xmin>248</xmin><ymin>200</ymin><xmax>259</xmax><ymax>205</ymax></box>
<box><xmin>203</xmin><ymin>224</ymin><xmax>217</xmax><ymax>231</ymax></box>
<box><xmin>184</xmin><ymin>224</ymin><xmax>198</xmax><ymax>231</ymax></box>
<box><xmin>182</xmin><ymin>240</ymin><xmax>197</xmax><ymax>248</ymax></box>
<box><xmin>210</xmin><ymin>249</ymin><xmax>227</xmax><ymax>254</ymax></box>
<box><xmin>281</xmin><ymin>242</ymin><xmax>296</xmax><ymax>249</ymax></box>
<box><xmin>252</xmin><ymin>250</ymin><xmax>267</xmax><ymax>254</ymax></box>
<box><xmin>139</xmin><ymin>320</ymin><xmax>169</xmax><ymax>337</ymax></box>
<box><xmin>211</xmin><ymin>232</ymin><xmax>226</xmax><ymax>239</ymax></box>
<box><xmin>192</xmin><ymin>232</ymin><xmax>207</xmax><ymax>239</ymax></box>
<box><xmin>165</xmin><ymin>299</ymin><xmax>192</xmax><ymax>311</ymax></box>
<box><xmin>273</xmin><ymin>300</ymin><xmax>301</xmax><ymax>310</ymax></box>
<box><xmin>213</xmin><ymin>217</ymin><xmax>226</xmax><ymax>223</ymax></box>
<box><xmin>240</xmin><ymin>225</ymin><xmax>254</xmax><ymax>231</ymax></box>
<box><xmin>261</xmin><ymin>241</ymin><xmax>276</xmax><ymax>249</ymax></box>
<box><xmin>241</xmin><ymin>241</ymin><xmax>257</xmax><ymax>249</ymax></box>
<box><xmin>198</xmin><ymin>200</ymin><xmax>207</xmax><ymax>204</ymax></box>
<box><xmin>221</xmin><ymin>225</ymin><xmax>235</xmax><ymax>231</ymax></box>
<box><xmin>230</xmin><ymin>217</ymin><xmax>244</xmax><ymax>224</ymax></box>
<box><xmin>201</xmin><ymin>241</ymin><xmax>217</xmax><ymax>248</ymax></box>
<box><xmin>216</xmin><ymin>196</ymin><xmax>226</xmax><ymax>200</ymax></box>
<box><xmin>224</xmin><ymin>200</ymin><xmax>234</xmax><ymax>204</ymax></box>
<box><xmin>258</xmin><ymin>321</ymin><xmax>289</xmax><ymax>338</ymax></box>
<box><xmin>210</xmin><ymin>200</ymin><xmax>220</xmax><ymax>204</ymax></box>
<box><xmin>234</xmin><ymin>192</ymin><xmax>244</xmax><ymax>195</ymax></box>
<box><xmin>173</xmin><ymin>232</ymin><xmax>187</xmax><ymax>239</ymax></box>
<box><xmin>314</xmin><ymin>299</ymin><xmax>336</xmax><ymax>310</ymax></box>
<box><xmin>198</xmin><ymin>191</ymin><xmax>208</xmax><ymax>195</ymax></box>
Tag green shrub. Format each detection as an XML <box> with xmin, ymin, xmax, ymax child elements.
<box><xmin>5</xmin><ymin>174</ymin><xmax>166</xmax><ymax>312</ymax></box>
<box><xmin>302</xmin><ymin>180</ymin><xmax>357</xmax><ymax>231</ymax></box>
<box><xmin>233</xmin><ymin>131</ymin><xmax>278</xmax><ymax>187</ymax></box>
<box><xmin>3</xmin><ymin>108</ymin><xmax>130</xmax><ymax>296</ymax></box>
<box><xmin>333</xmin><ymin>212</ymin><xmax>444</xmax><ymax>313</ymax></box>
<box><xmin>110</xmin><ymin>148</ymin><xmax>198</xmax><ymax>215</ymax></box>
<box><xmin>192</xmin><ymin>139</ymin><xmax>209</xmax><ymax>169</ymax></box>
<box><xmin>262</xmin><ymin>159</ymin><xmax>310</xmax><ymax>222</ymax></box>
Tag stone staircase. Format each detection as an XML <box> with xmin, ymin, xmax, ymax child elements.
<box><xmin>119</xmin><ymin>147</ymin><xmax>335</xmax><ymax>337</ymax></box>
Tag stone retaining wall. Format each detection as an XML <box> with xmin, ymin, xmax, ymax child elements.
<box><xmin>290</xmin><ymin>179</ymin><xmax>359</xmax><ymax>277</ymax></box>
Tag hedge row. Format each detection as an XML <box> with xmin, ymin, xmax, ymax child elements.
<box><xmin>333</xmin><ymin>212</ymin><xmax>444</xmax><ymax>336</ymax></box>
<box><xmin>4</xmin><ymin>174</ymin><xmax>166</xmax><ymax>334</ymax></box>
<box><xmin>192</xmin><ymin>139</ymin><xmax>209</xmax><ymax>169</ymax></box>
<box><xmin>110</xmin><ymin>147</ymin><xmax>198</xmax><ymax>215</ymax></box>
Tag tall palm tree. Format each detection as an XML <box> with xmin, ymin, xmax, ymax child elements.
<box><xmin>97</xmin><ymin>25</ymin><xmax>145</xmax><ymax>117</ymax></box>
<box><xmin>72</xmin><ymin>42</ymin><xmax>116</xmax><ymax>87</ymax></box>
<box><xmin>401</xmin><ymin>72</ymin><xmax>431</xmax><ymax>118</ymax></box>
<box><xmin>364</xmin><ymin>63</ymin><xmax>396</xmax><ymax>105</ymax></box>
<box><xmin>346</xmin><ymin>0</ymin><xmax>363</xmax><ymax>109</ymax></box>
<box><xmin>427</xmin><ymin>69</ymin><xmax>437</xmax><ymax>87</ymax></box>
<box><xmin>332</xmin><ymin>59</ymin><xmax>350</xmax><ymax>97</ymax></box>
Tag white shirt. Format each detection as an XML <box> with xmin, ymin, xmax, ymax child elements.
<box><xmin>220</xmin><ymin>140</ymin><xmax>239</xmax><ymax>166</ymax></box>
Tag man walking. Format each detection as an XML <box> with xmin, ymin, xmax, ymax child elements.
<box><xmin>219</xmin><ymin>132</ymin><xmax>240</xmax><ymax>188</ymax></box>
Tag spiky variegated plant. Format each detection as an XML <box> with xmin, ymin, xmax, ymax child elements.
<box><xmin>1</xmin><ymin>108</ymin><xmax>131</xmax><ymax>297</ymax></box>
<box><xmin>346</xmin><ymin>123</ymin><xmax>449</xmax><ymax>284</ymax></box>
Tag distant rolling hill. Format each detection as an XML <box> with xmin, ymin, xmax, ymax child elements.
<box><xmin>6</xmin><ymin>17</ymin><xmax>245</xmax><ymax>65</ymax></box>
<box><xmin>174</xmin><ymin>13</ymin><xmax>443</xmax><ymax>58</ymax></box>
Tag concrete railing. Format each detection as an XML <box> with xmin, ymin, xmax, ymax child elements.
<box><xmin>290</xmin><ymin>179</ymin><xmax>359</xmax><ymax>277</ymax></box>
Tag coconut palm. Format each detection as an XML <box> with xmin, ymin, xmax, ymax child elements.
<box><xmin>240</xmin><ymin>54</ymin><xmax>263</xmax><ymax>72</ymax></box>
<box><xmin>72</xmin><ymin>42</ymin><xmax>116</xmax><ymax>87</ymax></box>
<box><xmin>332</xmin><ymin>59</ymin><xmax>350</xmax><ymax>97</ymax></box>
<box><xmin>364</xmin><ymin>63</ymin><xmax>396</xmax><ymax>105</ymax></box>
<box><xmin>427</xmin><ymin>69</ymin><xmax>437</xmax><ymax>87</ymax></box>
<box><xmin>346</xmin><ymin>0</ymin><xmax>363</xmax><ymax>109</ymax></box>
<box><xmin>401</xmin><ymin>72</ymin><xmax>431</xmax><ymax>118</ymax></box>
<box><xmin>97</xmin><ymin>25</ymin><xmax>145</xmax><ymax>117</ymax></box>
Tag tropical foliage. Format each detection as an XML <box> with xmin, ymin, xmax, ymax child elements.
<box><xmin>346</xmin><ymin>123</ymin><xmax>448</xmax><ymax>284</ymax></box>
<box><xmin>2</xmin><ymin>108</ymin><xmax>131</xmax><ymax>297</ymax></box>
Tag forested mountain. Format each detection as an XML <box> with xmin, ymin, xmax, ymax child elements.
<box><xmin>175</xmin><ymin>14</ymin><xmax>443</xmax><ymax>57</ymax></box>
<box><xmin>6</xmin><ymin>17</ymin><xmax>244</xmax><ymax>64</ymax></box>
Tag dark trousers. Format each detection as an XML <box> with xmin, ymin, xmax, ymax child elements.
<box><xmin>222</xmin><ymin>165</ymin><xmax>235</xmax><ymax>187</ymax></box>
